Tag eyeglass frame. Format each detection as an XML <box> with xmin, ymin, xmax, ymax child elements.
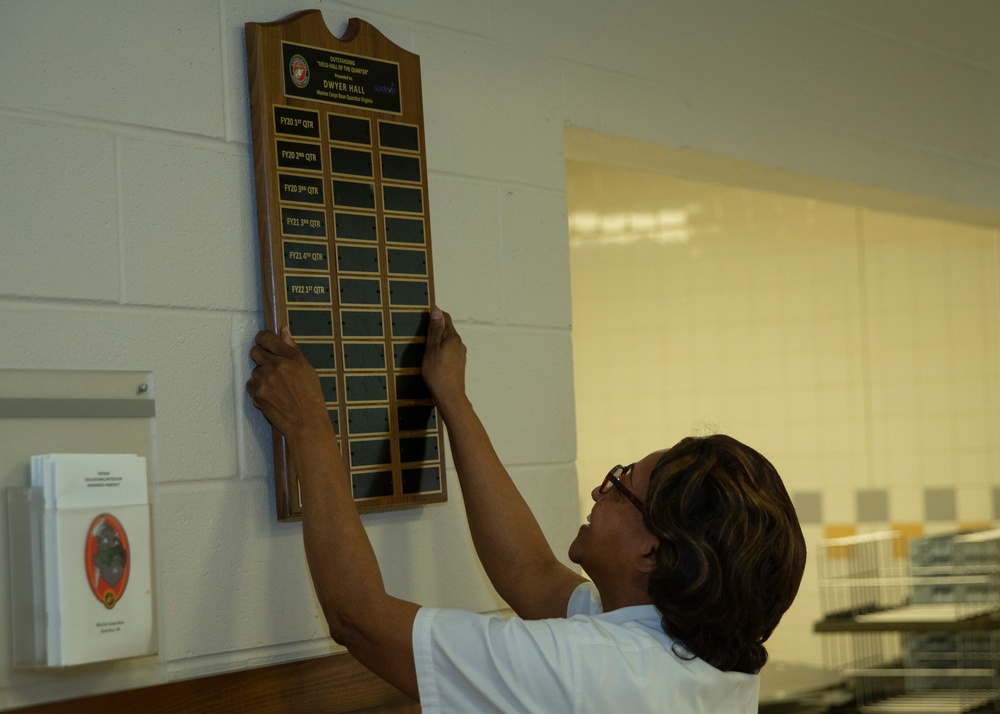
<box><xmin>599</xmin><ymin>464</ymin><xmax>644</xmax><ymax>513</ymax></box>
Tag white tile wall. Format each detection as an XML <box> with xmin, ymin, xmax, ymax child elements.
<box><xmin>568</xmin><ymin>160</ymin><xmax>1000</xmax><ymax>664</ymax></box>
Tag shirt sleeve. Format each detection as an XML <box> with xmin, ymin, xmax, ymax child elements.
<box><xmin>413</xmin><ymin>607</ymin><xmax>586</xmax><ymax>714</ymax></box>
<box><xmin>566</xmin><ymin>581</ymin><xmax>602</xmax><ymax>617</ymax></box>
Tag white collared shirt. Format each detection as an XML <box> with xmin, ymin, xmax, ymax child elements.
<box><xmin>413</xmin><ymin>582</ymin><xmax>759</xmax><ymax>713</ymax></box>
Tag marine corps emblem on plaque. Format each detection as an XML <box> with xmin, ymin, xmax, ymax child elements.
<box><xmin>85</xmin><ymin>514</ymin><xmax>131</xmax><ymax>609</ymax></box>
<box><xmin>289</xmin><ymin>53</ymin><xmax>310</xmax><ymax>88</ymax></box>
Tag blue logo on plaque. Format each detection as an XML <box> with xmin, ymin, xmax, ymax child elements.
<box><xmin>289</xmin><ymin>54</ymin><xmax>310</xmax><ymax>88</ymax></box>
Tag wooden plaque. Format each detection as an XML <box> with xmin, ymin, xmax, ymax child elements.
<box><xmin>246</xmin><ymin>11</ymin><xmax>446</xmax><ymax>521</ymax></box>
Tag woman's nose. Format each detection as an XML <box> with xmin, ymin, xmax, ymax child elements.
<box><xmin>590</xmin><ymin>485</ymin><xmax>600</xmax><ymax>502</ymax></box>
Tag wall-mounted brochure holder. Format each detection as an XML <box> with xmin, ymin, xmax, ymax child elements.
<box><xmin>8</xmin><ymin>455</ymin><xmax>154</xmax><ymax>667</ymax></box>
<box><xmin>0</xmin><ymin>370</ymin><xmax>158</xmax><ymax>670</ymax></box>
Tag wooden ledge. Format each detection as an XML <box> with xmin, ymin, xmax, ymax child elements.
<box><xmin>10</xmin><ymin>652</ymin><xmax>418</xmax><ymax>714</ymax></box>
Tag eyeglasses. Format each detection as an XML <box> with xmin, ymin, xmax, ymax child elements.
<box><xmin>599</xmin><ymin>464</ymin><xmax>644</xmax><ymax>512</ymax></box>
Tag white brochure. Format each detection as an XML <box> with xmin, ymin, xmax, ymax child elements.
<box><xmin>15</xmin><ymin>453</ymin><xmax>156</xmax><ymax>667</ymax></box>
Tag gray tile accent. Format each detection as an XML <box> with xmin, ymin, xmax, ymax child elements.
<box><xmin>857</xmin><ymin>489</ymin><xmax>889</xmax><ymax>522</ymax></box>
<box><xmin>925</xmin><ymin>488</ymin><xmax>956</xmax><ymax>521</ymax></box>
<box><xmin>792</xmin><ymin>491</ymin><xmax>822</xmax><ymax>524</ymax></box>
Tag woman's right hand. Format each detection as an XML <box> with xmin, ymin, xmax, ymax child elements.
<box><xmin>422</xmin><ymin>307</ymin><xmax>468</xmax><ymax>409</ymax></box>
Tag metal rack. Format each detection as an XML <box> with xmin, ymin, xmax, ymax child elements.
<box><xmin>814</xmin><ymin>530</ymin><xmax>1000</xmax><ymax>713</ymax></box>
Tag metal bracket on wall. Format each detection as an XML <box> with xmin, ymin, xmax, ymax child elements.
<box><xmin>0</xmin><ymin>398</ymin><xmax>155</xmax><ymax>419</ymax></box>
<box><xmin>0</xmin><ymin>369</ymin><xmax>157</xmax><ymax>490</ymax></box>
<box><xmin>0</xmin><ymin>370</ymin><xmax>156</xmax><ymax>418</ymax></box>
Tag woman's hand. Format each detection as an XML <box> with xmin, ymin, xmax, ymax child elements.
<box><xmin>247</xmin><ymin>326</ymin><xmax>329</xmax><ymax>440</ymax></box>
<box><xmin>422</xmin><ymin>307</ymin><xmax>468</xmax><ymax>409</ymax></box>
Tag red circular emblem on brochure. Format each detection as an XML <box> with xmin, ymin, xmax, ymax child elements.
<box><xmin>84</xmin><ymin>514</ymin><xmax>130</xmax><ymax>609</ymax></box>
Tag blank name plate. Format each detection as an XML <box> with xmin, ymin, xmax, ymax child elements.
<box><xmin>246</xmin><ymin>11</ymin><xmax>445</xmax><ymax>521</ymax></box>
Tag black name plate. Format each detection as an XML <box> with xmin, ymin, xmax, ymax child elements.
<box><xmin>279</xmin><ymin>174</ymin><xmax>324</xmax><ymax>204</ymax></box>
<box><xmin>274</xmin><ymin>106</ymin><xmax>321</xmax><ymax>138</ymax></box>
<box><xmin>281</xmin><ymin>206</ymin><xmax>326</xmax><ymax>237</ymax></box>
<box><xmin>286</xmin><ymin>275</ymin><xmax>332</xmax><ymax>303</ymax></box>
<box><xmin>276</xmin><ymin>140</ymin><xmax>322</xmax><ymax>171</ymax></box>
<box><xmin>283</xmin><ymin>42</ymin><xmax>402</xmax><ymax>114</ymax></box>
<box><xmin>284</xmin><ymin>241</ymin><xmax>329</xmax><ymax>271</ymax></box>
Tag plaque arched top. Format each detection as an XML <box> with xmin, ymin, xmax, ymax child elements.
<box><xmin>248</xmin><ymin>10</ymin><xmax>418</xmax><ymax>65</ymax></box>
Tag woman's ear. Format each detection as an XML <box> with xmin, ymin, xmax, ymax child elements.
<box><xmin>633</xmin><ymin>532</ymin><xmax>659</xmax><ymax>575</ymax></box>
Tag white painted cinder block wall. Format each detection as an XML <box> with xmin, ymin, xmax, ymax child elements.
<box><xmin>1</xmin><ymin>0</ymin><xmax>997</xmax><ymax>707</ymax></box>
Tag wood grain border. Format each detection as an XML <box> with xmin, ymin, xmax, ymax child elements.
<box><xmin>8</xmin><ymin>652</ymin><xmax>419</xmax><ymax>714</ymax></box>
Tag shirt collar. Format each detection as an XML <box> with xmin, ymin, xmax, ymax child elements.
<box><xmin>593</xmin><ymin>603</ymin><xmax>662</xmax><ymax>626</ymax></box>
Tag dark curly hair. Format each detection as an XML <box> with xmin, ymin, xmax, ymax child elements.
<box><xmin>643</xmin><ymin>435</ymin><xmax>806</xmax><ymax>674</ymax></box>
